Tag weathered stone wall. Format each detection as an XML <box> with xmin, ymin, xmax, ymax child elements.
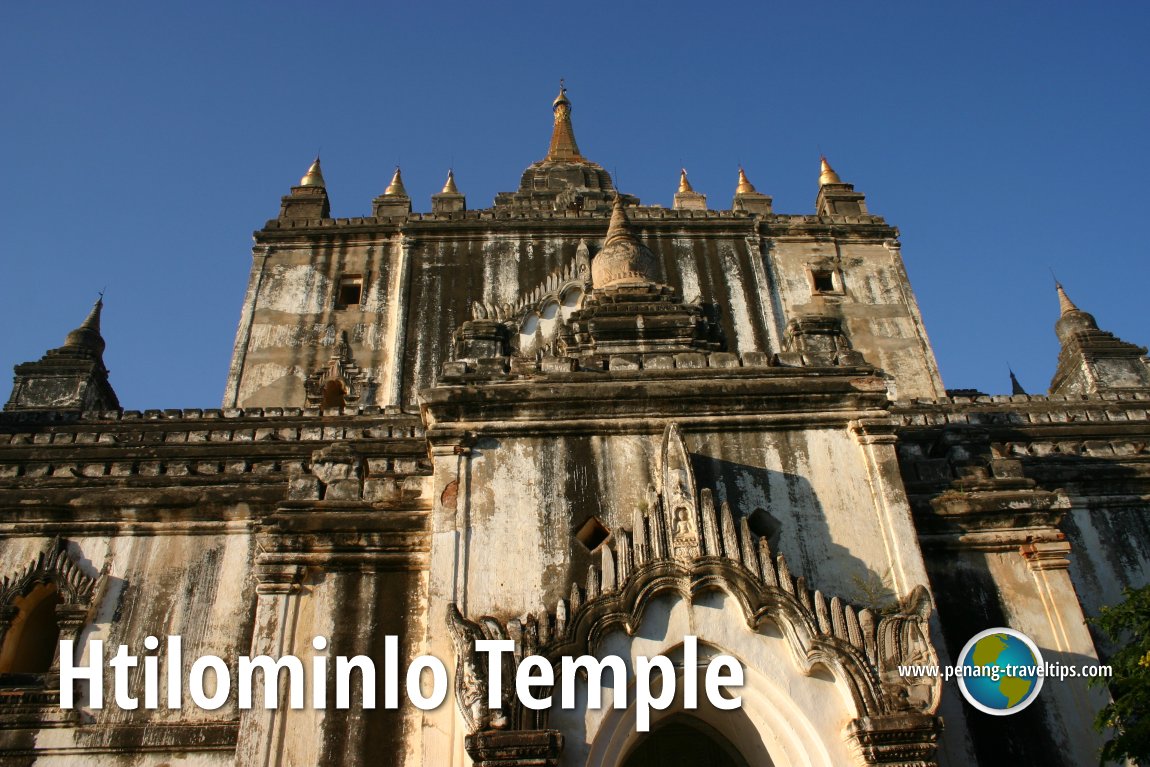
<box><xmin>0</xmin><ymin>409</ymin><xmax>431</xmax><ymax>765</ymax></box>
<box><xmin>896</xmin><ymin>392</ymin><xmax>1150</xmax><ymax>767</ymax></box>
<box><xmin>417</xmin><ymin>356</ymin><xmax>952</xmax><ymax>765</ymax></box>
<box><xmin>228</xmin><ymin>207</ymin><xmax>944</xmax><ymax>411</ymax></box>
<box><xmin>0</xmin><ymin>532</ymin><xmax>254</xmax><ymax>759</ymax></box>
<box><xmin>0</xmin><ymin>390</ymin><xmax>1145</xmax><ymax>766</ymax></box>
<box><xmin>1064</xmin><ymin>503</ymin><xmax>1150</xmax><ymax>648</ymax></box>
<box><xmin>453</xmin><ymin>424</ymin><xmax>921</xmax><ymax>620</ymax></box>
<box><xmin>227</xmin><ymin>235</ymin><xmax>404</xmax><ymax>409</ymax></box>
<box><xmin>769</xmin><ymin>236</ymin><xmax>944</xmax><ymax>400</ymax></box>
<box><xmin>6</xmin><ymin>132</ymin><xmax>1148</xmax><ymax>765</ymax></box>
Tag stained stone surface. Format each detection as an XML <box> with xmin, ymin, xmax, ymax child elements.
<box><xmin>0</xmin><ymin>90</ymin><xmax>1148</xmax><ymax>767</ymax></box>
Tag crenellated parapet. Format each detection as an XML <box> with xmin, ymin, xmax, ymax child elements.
<box><xmin>255</xmin><ymin>206</ymin><xmax>895</xmax><ymax>236</ymax></box>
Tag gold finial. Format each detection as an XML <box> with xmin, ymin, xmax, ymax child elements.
<box><xmin>441</xmin><ymin>169</ymin><xmax>459</xmax><ymax>195</ymax></box>
<box><xmin>546</xmin><ymin>83</ymin><xmax>583</xmax><ymax>162</ymax></box>
<box><xmin>299</xmin><ymin>157</ymin><xmax>325</xmax><ymax>187</ymax></box>
<box><xmin>678</xmin><ymin>168</ymin><xmax>694</xmax><ymax>194</ymax></box>
<box><xmin>553</xmin><ymin>79</ymin><xmax>571</xmax><ymax>109</ymax></box>
<box><xmin>735</xmin><ymin>167</ymin><xmax>757</xmax><ymax>195</ymax></box>
<box><xmin>1056</xmin><ymin>282</ymin><xmax>1080</xmax><ymax>315</ymax></box>
<box><xmin>385</xmin><ymin>166</ymin><xmax>407</xmax><ymax>196</ymax></box>
<box><xmin>819</xmin><ymin>156</ymin><xmax>842</xmax><ymax>186</ymax></box>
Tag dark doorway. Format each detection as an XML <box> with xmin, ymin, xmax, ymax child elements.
<box><xmin>321</xmin><ymin>379</ymin><xmax>347</xmax><ymax>409</ymax></box>
<box><xmin>621</xmin><ymin>715</ymin><xmax>751</xmax><ymax>767</ymax></box>
<box><xmin>0</xmin><ymin>583</ymin><xmax>63</xmax><ymax>676</ymax></box>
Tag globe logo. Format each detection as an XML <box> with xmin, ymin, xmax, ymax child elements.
<box><xmin>957</xmin><ymin>628</ymin><xmax>1045</xmax><ymax>715</ymax></box>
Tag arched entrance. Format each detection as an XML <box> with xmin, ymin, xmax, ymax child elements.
<box><xmin>0</xmin><ymin>582</ymin><xmax>63</xmax><ymax>676</ymax></box>
<box><xmin>565</xmin><ymin>591</ymin><xmax>856</xmax><ymax>766</ymax></box>
<box><xmin>621</xmin><ymin>715</ymin><xmax>751</xmax><ymax>767</ymax></box>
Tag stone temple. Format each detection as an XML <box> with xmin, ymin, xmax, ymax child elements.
<box><xmin>2</xmin><ymin>87</ymin><xmax>1149</xmax><ymax>767</ymax></box>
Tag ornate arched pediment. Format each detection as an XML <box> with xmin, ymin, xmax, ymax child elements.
<box><xmin>0</xmin><ymin>537</ymin><xmax>107</xmax><ymax>712</ymax></box>
<box><xmin>447</xmin><ymin>423</ymin><xmax>942</xmax><ymax>761</ymax></box>
<box><xmin>0</xmin><ymin>538</ymin><xmax>103</xmax><ymax>609</ymax></box>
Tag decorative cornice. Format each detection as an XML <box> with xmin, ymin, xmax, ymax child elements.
<box><xmin>1020</xmin><ymin>538</ymin><xmax>1072</xmax><ymax>571</ymax></box>
<box><xmin>844</xmin><ymin>713</ymin><xmax>942</xmax><ymax>767</ymax></box>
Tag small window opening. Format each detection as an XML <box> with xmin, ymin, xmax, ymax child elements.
<box><xmin>0</xmin><ymin>583</ymin><xmax>63</xmax><ymax>676</ymax></box>
<box><xmin>321</xmin><ymin>379</ymin><xmax>347</xmax><ymax>409</ymax></box>
<box><xmin>811</xmin><ymin>270</ymin><xmax>836</xmax><ymax>294</ymax></box>
<box><xmin>747</xmin><ymin>508</ymin><xmax>783</xmax><ymax>551</ymax></box>
<box><xmin>336</xmin><ymin>275</ymin><xmax>363</xmax><ymax>308</ymax></box>
<box><xmin>575</xmin><ymin>516</ymin><xmax>610</xmax><ymax>551</ymax></box>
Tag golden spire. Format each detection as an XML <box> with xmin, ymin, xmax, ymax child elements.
<box><xmin>385</xmin><ymin>166</ymin><xmax>407</xmax><ymax>196</ymax></box>
<box><xmin>735</xmin><ymin>167</ymin><xmax>757</xmax><ymax>195</ymax></box>
<box><xmin>1056</xmin><ymin>282</ymin><xmax>1080</xmax><ymax>315</ymax></box>
<box><xmin>678</xmin><ymin>168</ymin><xmax>694</xmax><ymax>194</ymax></box>
<box><xmin>299</xmin><ymin>157</ymin><xmax>325</xmax><ymax>187</ymax></box>
<box><xmin>441</xmin><ymin>169</ymin><xmax>459</xmax><ymax>194</ymax></box>
<box><xmin>546</xmin><ymin>81</ymin><xmax>583</xmax><ymax>163</ymax></box>
<box><xmin>819</xmin><ymin>156</ymin><xmax>842</xmax><ymax>186</ymax></box>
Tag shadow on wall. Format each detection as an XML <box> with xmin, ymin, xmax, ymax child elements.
<box><xmin>690</xmin><ymin>454</ymin><xmax>895</xmax><ymax>608</ymax></box>
<box><xmin>621</xmin><ymin>712</ymin><xmax>756</xmax><ymax>767</ymax></box>
<box><xmin>923</xmin><ymin>551</ymin><xmax>1076</xmax><ymax>767</ymax></box>
<box><xmin>1061</xmin><ymin>502</ymin><xmax>1150</xmax><ymax>657</ymax></box>
<box><xmin>900</xmin><ymin>421</ymin><xmax>1150</xmax><ymax>656</ymax></box>
<box><xmin>897</xmin><ymin>421</ymin><xmax>1150</xmax><ymax>766</ymax></box>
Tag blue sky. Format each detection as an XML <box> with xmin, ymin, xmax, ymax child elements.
<box><xmin>2</xmin><ymin>2</ymin><xmax>1147</xmax><ymax>407</ymax></box>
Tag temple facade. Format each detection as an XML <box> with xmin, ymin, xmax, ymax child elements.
<box><xmin>1</xmin><ymin>87</ymin><xmax>1149</xmax><ymax>767</ymax></box>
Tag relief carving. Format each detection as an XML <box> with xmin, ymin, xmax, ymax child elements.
<box><xmin>304</xmin><ymin>331</ymin><xmax>368</xmax><ymax>408</ymax></box>
<box><xmin>877</xmin><ymin>587</ymin><xmax>939</xmax><ymax>714</ymax></box>
<box><xmin>662</xmin><ymin>424</ymin><xmax>700</xmax><ymax>562</ymax></box>
<box><xmin>447</xmin><ymin>603</ymin><xmax>510</xmax><ymax>733</ymax></box>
